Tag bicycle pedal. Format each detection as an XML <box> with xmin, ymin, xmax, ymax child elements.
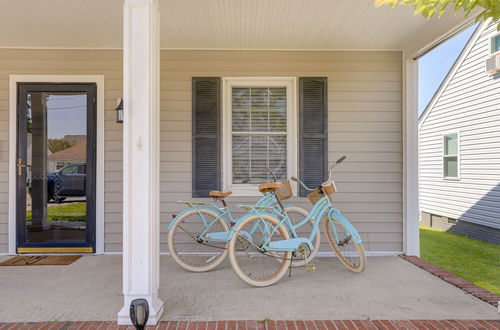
<box><xmin>305</xmin><ymin>263</ymin><xmax>316</xmax><ymax>272</ymax></box>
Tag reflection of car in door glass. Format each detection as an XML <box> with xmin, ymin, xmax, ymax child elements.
<box><xmin>47</xmin><ymin>163</ymin><xmax>86</xmax><ymax>203</ymax></box>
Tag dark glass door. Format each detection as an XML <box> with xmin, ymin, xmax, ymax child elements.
<box><xmin>16</xmin><ymin>83</ymin><xmax>96</xmax><ymax>253</ymax></box>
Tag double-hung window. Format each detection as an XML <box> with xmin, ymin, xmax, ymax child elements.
<box><xmin>491</xmin><ymin>34</ymin><xmax>500</xmax><ymax>54</ymax></box>
<box><xmin>223</xmin><ymin>78</ymin><xmax>296</xmax><ymax>195</ymax></box>
<box><xmin>443</xmin><ymin>132</ymin><xmax>459</xmax><ymax>179</ymax></box>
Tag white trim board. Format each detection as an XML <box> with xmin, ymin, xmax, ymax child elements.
<box><xmin>222</xmin><ymin>77</ymin><xmax>297</xmax><ymax>196</ymax></box>
<box><xmin>8</xmin><ymin>75</ymin><xmax>105</xmax><ymax>255</ymax></box>
<box><xmin>418</xmin><ymin>21</ymin><xmax>487</xmax><ymax>128</ymax></box>
<box><xmin>402</xmin><ymin>56</ymin><xmax>420</xmax><ymax>257</ymax></box>
<box><xmin>0</xmin><ymin>46</ymin><xmax>404</xmax><ymax>52</ymax></box>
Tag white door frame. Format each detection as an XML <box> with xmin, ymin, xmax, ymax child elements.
<box><xmin>8</xmin><ymin>75</ymin><xmax>105</xmax><ymax>254</ymax></box>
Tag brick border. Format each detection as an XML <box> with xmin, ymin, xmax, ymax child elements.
<box><xmin>401</xmin><ymin>255</ymin><xmax>500</xmax><ymax>308</ymax></box>
<box><xmin>1</xmin><ymin>320</ymin><xmax>500</xmax><ymax>329</ymax></box>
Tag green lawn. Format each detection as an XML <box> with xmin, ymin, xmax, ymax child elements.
<box><xmin>26</xmin><ymin>202</ymin><xmax>86</xmax><ymax>222</ymax></box>
<box><xmin>420</xmin><ymin>226</ymin><xmax>500</xmax><ymax>295</ymax></box>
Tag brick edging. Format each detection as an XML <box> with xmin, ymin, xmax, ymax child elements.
<box><xmin>1</xmin><ymin>320</ymin><xmax>500</xmax><ymax>329</ymax></box>
<box><xmin>401</xmin><ymin>255</ymin><xmax>500</xmax><ymax>308</ymax></box>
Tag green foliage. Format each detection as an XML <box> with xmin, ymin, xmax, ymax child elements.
<box><xmin>26</xmin><ymin>202</ymin><xmax>87</xmax><ymax>222</ymax></box>
<box><xmin>48</xmin><ymin>138</ymin><xmax>74</xmax><ymax>153</ymax></box>
<box><xmin>376</xmin><ymin>0</ymin><xmax>500</xmax><ymax>30</ymax></box>
<box><xmin>420</xmin><ymin>226</ymin><xmax>500</xmax><ymax>295</ymax></box>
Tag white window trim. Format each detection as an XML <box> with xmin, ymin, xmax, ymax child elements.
<box><xmin>222</xmin><ymin>77</ymin><xmax>297</xmax><ymax>196</ymax></box>
<box><xmin>442</xmin><ymin>130</ymin><xmax>460</xmax><ymax>181</ymax></box>
<box><xmin>8</xmin><ymin>75</ymin><xmax>105</xmax><ymax>254</ymax></box>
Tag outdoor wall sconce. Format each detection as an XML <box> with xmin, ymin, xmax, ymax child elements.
<box><xmin>130</xmin><ymin>298</ymin><xmax>149</xmax><ymax>330</ymax></box>
<box><xmin>115</xmin><ymin>98</ymin><xmax>124</xmax><ymax>123</ymax></box>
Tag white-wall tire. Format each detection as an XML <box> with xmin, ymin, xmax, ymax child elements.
<box><xmin>168</xmin><ymin>208</ymin><xmax>229</xmax><ymax>272</ymax></box>
<box><xmin>228</xmin><ymin>214</ymin><xmax>291</xmax><ymax>287</ymax></box>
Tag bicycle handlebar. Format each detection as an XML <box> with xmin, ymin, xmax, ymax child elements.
<box><xmin>290</xmin><ymin>176</ymin><xmax>315</xmax><ymax>192</ymax></box>
<box><xmin>240</xmin><ymin>167</ymin><xmax>278</xmax><ymax>184</ymax></box>
<box><xmin>262</xmin><ymin>167</ymin><xmax>277</xmax><ymax>182</ymax></box>
<box><xmin>292</xmin><ymin>155</ymin><xmax>346</xmax><ymax>191</ymax></box>
<box><xmin>240</xmin><ymin>177</ymin><xmax>265</xmax><ymax>184</ymax></box>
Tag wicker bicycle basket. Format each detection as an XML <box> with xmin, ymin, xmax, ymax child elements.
<box><xmin>276</xmin><ymin>179</ymin><xmax>293</xmax><ymax>201</ymax></box>
<box><xmin>307</xmin><ymin>187</ymin><xmax>324</xmax><ymax>205</ymax></box>
<box><xmin>307</xmin><ymin>183</ymin><xmax>336</xmax><ymax>205</ymax></box>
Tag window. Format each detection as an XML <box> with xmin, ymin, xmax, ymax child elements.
<box><xmin>223</xmin><ymin>78</ymin><xmax>296</xmax><ymax>195</ymax></box>
<box><xmin>443</xmin><ymin>132</ymin><xmax>459</xmax><ymax>179</ymax></box>
<box><xmin>491</xmin><ymin>34</ymin><xmax>500</xmax><ymax>54</ymax></box>
<box><xmin>60</xmin><ymin>164</ymin><xmax>78</xmax><ymax>175</ymax></box>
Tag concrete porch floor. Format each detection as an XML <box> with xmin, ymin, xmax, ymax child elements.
<box><xmin>0</xmin><ymin>255</ymin><xmax>497</xmax><ymax>322</ymax></box>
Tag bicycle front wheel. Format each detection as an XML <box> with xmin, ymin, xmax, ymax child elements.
<box><xmin>228</xmin><ymin>214</ymin><xmax>291</xmax><ymax>287</ymax></box>
<box><xmin>324</xmin><ymin>216</ymin><xmax>366</xmax><ymax>272</ymax></box>
<box><xmin>168</xmin><ymin>208</ymin><xmax>229</xmax><ymax>272</ymax></box>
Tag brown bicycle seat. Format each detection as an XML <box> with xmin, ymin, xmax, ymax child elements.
<box><xmin>258</xmin><ymin>182</ymin><xmax>280</xmax><ymax>194</ymax></box>
<box><xmin>209</xmin><ymin>191</ymin><xmax>233</xmax><ymax>198</ymax></box>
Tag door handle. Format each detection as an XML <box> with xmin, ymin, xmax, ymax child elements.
<box><xmin>17</xmin><ymin>158</ymin><xmax>31</xmax><ymax>176</ymax></box>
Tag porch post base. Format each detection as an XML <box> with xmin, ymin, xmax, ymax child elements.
<box><xmin>117</xmin><ymin>298</ymin><xmax>164</xmax><ymax>325</ymax></box>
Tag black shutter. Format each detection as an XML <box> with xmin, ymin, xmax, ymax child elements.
<box><xmin>192</xmin><ymin>77</ymin><xmax>221</xmax><ymax>197</ymax></box>
<box><xmin>299</xmin><ymin>77</ymin><xmax>328</xmax><ymax>197</ymax></box>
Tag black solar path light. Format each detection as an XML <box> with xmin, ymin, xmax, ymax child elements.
<box><xmin>130</xmin><ymin>298</ymin><xmax>149</xmax><ymax>330</ymax></box>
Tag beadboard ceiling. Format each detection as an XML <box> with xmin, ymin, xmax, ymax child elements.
<box><xmin>0</xmin><ymin>0</ymin><xmax>475</xmax><ymax>54</ymax></box>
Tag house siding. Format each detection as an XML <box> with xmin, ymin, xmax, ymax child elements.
<box><xmin>0</xmin><ymin>49</ymin><xmax>403</xmax><ymax>254</ymax></box>
<box><xmin>419</xmin><ymin>22</ymin><xmax>500</xmax><ymax>231</ymax></box>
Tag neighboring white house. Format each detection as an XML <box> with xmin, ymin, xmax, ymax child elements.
<box><xmin>419</xmin><ymin>21</ymin><xmax>500</xmax><ymax>244</ymax></box>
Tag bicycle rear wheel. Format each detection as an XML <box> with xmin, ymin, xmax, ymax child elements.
<box><xmin>168</xmin><ymin>208</ymin><xmax>229</xmax><ymax>272</ymax></box>
<box><xmin>324</xmin><ymin>216</ymin><xmax>366</xmax><ymax>272</ymax></box>
<box><xmin>228</xmin><ymin>214</ymin><xmax>291</xmax><ymax>287</ymax></box>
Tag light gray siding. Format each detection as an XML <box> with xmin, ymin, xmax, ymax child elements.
<box><xmin>0</xmin><ymin>49</ymin><xmax>403</xmax><ymax>253</ymax></box>
<box><xmin>419</xmin><ymin>22</ymin><xmax>500</xmax><ymax>230</ymax></box>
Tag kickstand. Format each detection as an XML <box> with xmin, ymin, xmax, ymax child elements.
<box><xmin>288</xmin><ymin>254</ymin><xmax>293</xmax><ymax>278</ymax></box>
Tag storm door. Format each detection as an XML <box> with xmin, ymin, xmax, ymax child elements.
<box><xmin>16</xmin><ymin>83</ymin><xmax>96</xmax><ymax>253</ymax></box>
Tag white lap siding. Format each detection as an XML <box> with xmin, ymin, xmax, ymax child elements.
<box><xmin>0</xmin><ymin>49</ymin><xmax>403</xmax><ymax>254</ymax></box>
<box><xmin>419</xmin><ymin>23</ymin><xmax>500</xmax><ymax>230</ymax></box>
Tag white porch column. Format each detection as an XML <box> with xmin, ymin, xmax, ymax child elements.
<box><xmin>403</xmin><ymin>57</ymin><xmax>420</xmax><ymax>257</ymax></box>
<box><xmin>118</xmin><ymin>0</ymin><xmax>163</xmax><ymax>325</ymax></box>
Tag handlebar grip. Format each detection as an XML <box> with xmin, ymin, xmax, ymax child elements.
<box><xmin>290</xmin><ymin>177</ymin><xmax>298</xmax><ymax>182</ymax></box>
<box><xmin>336</xmin><ymin>156</ymin><xmax>346</xmax><ymax>164</ymax></box>
<box><xmin>240</xmin><ymin>179</ymin><xmax>251</xmax><ymax>183</ymax></box>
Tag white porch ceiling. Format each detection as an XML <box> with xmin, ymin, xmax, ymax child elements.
<box><xmin>0</xmin><ymin>0</ymin><xmax>475</xmax><ymax>54</ymax></box>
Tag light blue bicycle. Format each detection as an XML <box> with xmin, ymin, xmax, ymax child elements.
<box><xmin>167</xmin><ymin>171</ymin><xmax>320</xmax><ymax>273</ymax></box>
<box><xmin>227</xmin><ymin>156</ymin><xmax>366</xmax><ymax>287</ymax></box>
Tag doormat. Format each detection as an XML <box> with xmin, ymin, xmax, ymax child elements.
<box><xmin>0</xmin><ymin>255</ymin><xmax>81</xmax><ymax>266</ymax></box>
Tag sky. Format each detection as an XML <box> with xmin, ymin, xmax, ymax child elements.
<box><xmin>47</xmin><ymin>94</ymin><xmax>87</xmax><ymax>139</ymax></box>
<box><xmin>418</xmin><ymin>24</ymin><xmax>478</xmax><ymax>115</ymax></box>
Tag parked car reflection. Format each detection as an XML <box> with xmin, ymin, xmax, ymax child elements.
<box><xmin>47</xmin><ymin>163</ymin><xmax>86</xmax><ymax>203</ymax></box>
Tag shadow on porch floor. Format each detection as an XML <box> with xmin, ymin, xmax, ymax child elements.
<box><xmin>0</xmin><ymin>256</ymin><xmax>497</xmax><ymax>322</ymax></box>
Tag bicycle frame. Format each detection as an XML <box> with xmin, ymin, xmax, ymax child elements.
<box><xmin>262</xmin><ymin>193</ymin><xmax>362</xmax><ymax>252</ymax></box>
<box><xmin>167</xmin><ymin>192</ymin><xmax>293</xmax><ymax>242</ymax></box>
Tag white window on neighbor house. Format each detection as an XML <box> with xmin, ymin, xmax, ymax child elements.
<box><xmin>491</xmin><ymin>34</ymin><xmax>500</xmax><ymax>54</ymax></box>
<box><xmin>443</xmin><ymin>132</ymin><xmax>459</xmax><ymax>180</ymax></box>
<box><xmin>223</xmin><ymin>77</ymin><xmax>296</xmax><ymax>195</ymax></box>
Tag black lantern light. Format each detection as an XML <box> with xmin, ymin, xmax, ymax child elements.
<box><xmin>115</xmin><ymin>98</ymin><xmax>124</xmax><ymax>123</ymax></box>
<box><xmin>130</xmin><ymin>298</ymin><xmax>149</xmax><ymax>330</ymax></box>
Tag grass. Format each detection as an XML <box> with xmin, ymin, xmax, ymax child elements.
<box><xmin>26</xmin><ymin>202</ymin><xmax>86</xmax><ymax>222</ymax></box>
<box><xmin>420</xmin><ymin>225</ymin><xmax>500</xmax><ymax>295</ymax></box>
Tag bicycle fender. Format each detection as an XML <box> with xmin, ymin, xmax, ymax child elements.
<box><xmin>167</xmin><ymin>205</ymin><xmax>225</xmax><ymax>230</ymax></box>
<box><xmin>327</xmin><ymin>208</ymin><xmax>363</xmax><ymax>244</ymax></box>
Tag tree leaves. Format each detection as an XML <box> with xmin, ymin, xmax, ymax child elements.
<box><xmin>375</xmin><ymin>0</ymin><xmax>500</xmax><ymax>30</ymax></box>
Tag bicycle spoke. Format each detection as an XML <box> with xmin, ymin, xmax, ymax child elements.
<box><xmin>169</xmin><ymin>209</ymin><xmax>229</xmax><ymax>271</ymax></box>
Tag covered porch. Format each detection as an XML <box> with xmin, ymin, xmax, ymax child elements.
<box><xmin>0</xmin><ymin>255</ymin><xmax>498</xmax><ymax>322</ymax></box>
<box><xmin>0</xmin><ymin>0</ymin><xmax>487</xmax><ymax>325</ymax></box>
